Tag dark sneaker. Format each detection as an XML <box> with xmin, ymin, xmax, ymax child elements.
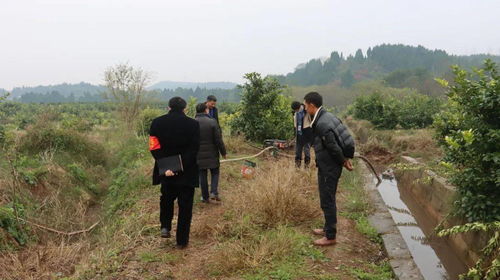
<box><xmin>201</xmin><ymin>199</ymin><xmax>210</xmax><ymax>203</ymax></box>
<box><xmin>176</xmin><ymin>244</ymin><xmax>188</xmax><ymax>249</ymax></box>
<box><xmin>161</xmin><ymin>228</ymin><xmax>171</xmax><ymax>238</ymax></box>
<box><xmin>211</xmin><ymin>194</ymin><xmax>221</xmax><ymax>201</ymax></box>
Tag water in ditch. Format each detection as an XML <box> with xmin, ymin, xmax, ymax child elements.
<box><xmin>377</xmin><ymin>178</ymin><xmax>467</xmax><ymax>280</ymax></box>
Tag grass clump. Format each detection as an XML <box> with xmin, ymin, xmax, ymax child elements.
<box><xmin>348</xmin><ymin>261</ymin><xmax>394</xmax><ymax>280</ymax></box>
<box><xmin>209</xmin><ymin>226</ymin><xmax>324</xmax><ymax>278</ymax></box>
<box><xmin>339</xmin><ymin>162</ymin><xmax>382</xmax><ymax>244</ymax></box>
<box><xmin>229</xmin><ymin>160</ymin><xmax>318</xmax><ymax>228</ymax></box>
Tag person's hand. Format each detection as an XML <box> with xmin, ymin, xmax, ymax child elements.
<box><xmin>223</xmin><ymin>154</ymin><xmax>227</xmax><ymax>160</ymax></box>
<box><xmin>343</xmin><ymin>159</ymin><xmax>354</xmax><ymax>171</ymax></box>
<box><xmin>165</xmin><ymin>170</ymin><xmax>175</xmax><ymax>177</ymax></box>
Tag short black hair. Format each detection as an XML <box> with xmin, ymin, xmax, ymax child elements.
<box><xmin>291</xmin><ymin>101</ymin><xmax>302</xmax><ymax>110</ymax></box>
<box><xmin>168</xmin><ymin>96</ymin><xmax>187</xmax><ymax>112</ymax></box>
<box><xmin>196</xmin><ymin>102</ymin><xmax>207</xmax><ymax>113</ymax></box>
<box><xmin>304</xmin><ymin>92</ymin><xmax>323</xmax><ymax>108</ymax></box>
<box><xmin>207</xmin><ymin>95</ymin><xmax>217</xmax><ymax>102</ymax></box>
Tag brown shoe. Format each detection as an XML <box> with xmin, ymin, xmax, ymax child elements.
<box><xmin>313</xmin><ymin>237</ymin><xmax>337</xmax><ymax>246</ymax></box>
<box><xmin>312</xmin><ymin>228</ymin><xmax>325</xmax><ymax>236</ymax></box>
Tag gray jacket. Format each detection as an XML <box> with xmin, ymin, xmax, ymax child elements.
<box><xmin>311</xmin><ymin>108</ymin><xmax>355</xmax><ymax>170</ymax></box>
<box><xmin>195</xmin><ymin>113</ymin><xmax>226</xmax><ymax>169</ymax></box>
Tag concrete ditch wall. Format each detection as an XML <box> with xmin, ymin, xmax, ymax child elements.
<box><xmin>394</xmin><ymin>156</ymin><xmax>489</xmax><ymax>268</ymax></box>
<box><xmin>360</xmin><ymin>162</ymin><xmax>424</xmax><ymax>279</ymax></box>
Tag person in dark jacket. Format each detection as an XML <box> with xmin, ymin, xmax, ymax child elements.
<box><xmin>291</xmin><ymin>101</ymin><xmax>313</xmax><ymax>168</ymax></box>
<box><xmin>206</xmin><ymin>95</ymin><xmax>219</xmax><ymax>124</ymax></box>
<box><xmin>195</xmin><ymin>103</ymin><xmax>227</xmax><ymax>202</ymax></box>
<box><xmin>303</xmin><ymin>92</ymin><xmax>355</xmax><ymax>246</ymax></box>
<box><xmin>149</xmin><ymin>97</ymin><xmax>200</xmax><ymax>249</ymax></box>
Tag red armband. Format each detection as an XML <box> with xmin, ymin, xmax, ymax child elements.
<box><xmin>149</xmin><ymin>136</ymin><xmax>161</xmax><ymax>151</ymax></box>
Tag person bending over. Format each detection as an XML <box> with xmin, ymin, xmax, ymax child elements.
<box><xmin>303</xmin><ymin>92</ymin><xmax>355</xmax><ymax>246</ymax></box>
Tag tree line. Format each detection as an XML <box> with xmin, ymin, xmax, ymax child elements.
<box><xmin>273</xmin><ymin>44</ymin><xmax>500</xmax><ymax>96</ymax></box>
<box><xmin>13</xmin><ymin>87</ymin><xmax>241</xmax><ymax>104</ymax></box>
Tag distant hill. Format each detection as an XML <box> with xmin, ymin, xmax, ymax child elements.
<box><xmin>10</xmin><ymin>82</ymin><xmax>105</xmax><ymax>99</ymax></box>
<box><xmin>8</xmin><ymin>80</ymin><xmax>241</xmax><ymax>103</ymax></box>
<box><xmin>149</xmin><ymin>81</ymin><xmax>237</xmax><ymax>90</ymax></box>
<box><xmin>272</xmin><ymin>44</ymin><xmax>500</xmax><ymax>95</ymax></box>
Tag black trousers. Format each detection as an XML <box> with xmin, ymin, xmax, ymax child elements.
<box><xmin>295</xmin><ymin>136</ymin><xmax>311</xmax><ymax>166</ymax></box>
<box><xmin>199</xmin><ymin>167</ymin><xmax>220</xmax><ymax>200</ymax></box>
<box><xmin>160</xmin><ymin>182</ymin><xmax>195</xmax><ymax>246</ymax></box>
<box><xmin>318</xmin><ymin>167</ymin><xmax>342</xmax><ymax>240</ymax></box>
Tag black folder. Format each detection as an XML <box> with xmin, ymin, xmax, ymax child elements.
<box><xmin>157</xmin><ymin>155</ymin><xmax>184</xmax><ymax>176</ymax></box>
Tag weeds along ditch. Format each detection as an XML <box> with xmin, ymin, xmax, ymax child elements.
<box><xmin>0</xmin><ymin>103</ymin><xmax>129</xmax><ymax>278</ymax></box>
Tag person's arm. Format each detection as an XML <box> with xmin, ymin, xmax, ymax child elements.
<box><xmin>149</xmin><ymin>119</ymin><xmax>165</xmax><ymax>160</ymax></box>
<box><xmin>318</xmin><ymin>123</ymin><xmax>345</xmax><ymax>165</ymax></box>
<box><xmin>213</xmin><ymin>122</ymin><xmax>227</xmax><ymax>157</ymax></box>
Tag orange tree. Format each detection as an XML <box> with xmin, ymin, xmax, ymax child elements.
<box><xmin>434</xmin><ymin>60</ymin><xmax>499</xmax><ymax>222</ymax></box>
<box><xmin>230</xmin><ymin>73</ymin><xmax>293</xmax><ymax>142</ymax></box>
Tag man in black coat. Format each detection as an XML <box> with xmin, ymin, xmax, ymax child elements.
<box><xmin>206</xmin><ymin>95</ymin><xmax>219</xmax><ymax>124</ymax></box>
<box><xmin>149</xmin><ymin>97</ymin><xmax>200</xmax><ymax>248</ymax></box>
<box><xmin>303</xmin><ymin>92</ymin><xmax>355</xmax><ymax>246</ymax></box>
<box><xmin>195</xmin><ymin>103</ymin><xmax>227</xmax><ymax>202</ymax></box>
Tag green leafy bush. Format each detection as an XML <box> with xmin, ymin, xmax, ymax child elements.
<box><xmin>61</xmin><ymin>115</ymin><xmax>94</xmax><ymax>132</ymax></box>
<box><xmin>105</xmin><ymin>137</ymin><xmax>149</xmax><ymax>216</ymax></box>
<box><xmin>438</xmin><ymin>222</ymin><xmax>500</xmax><ymax>280</ymax></box>
<box><xmin>19</xmin><ymin>121</ymin><xmax>108</xmax><ymax>166</ymax></box>
<box><xmin>0</xmin><ymin>203</ymin><xmax>30</xmax><ymax>248</ymax></box>
<box><xmin>230</xmin><ymin>73</ymin><xmax>293</xmax><ymax>142</ymax></box>
<box><xmin>0</xmin><ymin>124</ymin><xmax>5</xmax><ymax>146</ymax></box>
<box><xmin>434</xmin><ymin>60</ymin><xmax>500</xmax><ymax>222</ymax></box>
<box><xmin>136</xmin><ymin>107</ymin><xmax>164</xmax><ymax>136</ymax></box>
<box><xmin>350</xmin><ymin>91</ymin><xmax>442</xmax><ymax>129</ymax></box>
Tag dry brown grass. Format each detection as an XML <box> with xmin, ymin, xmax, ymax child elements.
<box><xmin>0</xmin><ymin>241</ymin><xmax>89</xmax><ymax>280</ymax></box>
<box><xmin>0</xmin><ymin>140</ymin><xmax>104</xmax><ymax>279</ymax></box>
<box><xmin>346</xmin><ymin>118</ymin><xmax>442</xmax><ymax>163</ymax></box>
<box><xmin>208</xmin><ymin>226</ymin><xmax>307</xmax><ymax>276</ymax></box>
<box><xmin>230</xmin><ymin>160</ymin><xmax>318</xmax><ymax>228</ymax></box>
<box><xmin>223</xmin><ymin>134</ymin><xmax>257</xmax><ymax>155</ymax></box>
<box><xmin>193</xmin><ymin>159</ymin><xmax>319</xmax><ymax>242</ymax></box>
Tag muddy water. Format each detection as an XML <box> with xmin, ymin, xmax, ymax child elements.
<box><xmin>377</xmin><ymin>178</ymin><xmax>467</xmax><ymax>280</ymax></box>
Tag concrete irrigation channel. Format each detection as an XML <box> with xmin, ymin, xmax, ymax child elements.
<box><xmin>360</xmin><ymin>156</ymin><xmax>482</xmax><ymax>280</ymax></box>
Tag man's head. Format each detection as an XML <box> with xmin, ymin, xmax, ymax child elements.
<box><xmin>303</xmin><ymin>92</ymin><xmax>323</xmax><ymax>116</ymax></box>
<box><xmin>196</xmin><ymin>102</ymin><xmax>209</xmax><ymax>114</ymax></box>
<box><xmin>168</xmin><ymin>96</ymin><xmax>187</xmax><ymax>113</ymax></box>
<box><xmin>206</xmin><ymin>95</ymin><xmax>217</xmax><ymax>109</ymax></box>
<box><xmin>291</xmin><ymin>101</ymin><xmax>302</xmax><ymax>112</ymax></box>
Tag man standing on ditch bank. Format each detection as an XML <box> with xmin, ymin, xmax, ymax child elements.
<box><xmin>149</xmin><ymin>97</ymin><xmax>200</xmax><ymax>249</ymax></box>
<box><xmin>303</xmin><ymin>92</ymin><xmax>355</xmax><ymax>246</ymax></box>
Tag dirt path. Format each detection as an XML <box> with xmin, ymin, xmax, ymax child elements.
<box><xmin>97</xmin><ymin>156</ymin><xmax>389</xmax><ymax>280</ymax></box>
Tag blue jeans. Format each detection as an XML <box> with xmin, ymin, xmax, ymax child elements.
<box><xmin>199</xmin><ymin>168</ymin><xmax>220</xmax><ymax>200</ymax></box>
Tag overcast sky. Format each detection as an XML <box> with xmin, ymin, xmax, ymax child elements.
<box><xmin>1</xmin><ymin>0</ymin><xmax>499</xmax><ymax>89</ymax></box>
